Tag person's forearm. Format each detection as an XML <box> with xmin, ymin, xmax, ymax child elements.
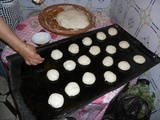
<box><xmin>0</xmin><ymin>16</ymin><xmax>26</xmax><ymax>52</ymax></box>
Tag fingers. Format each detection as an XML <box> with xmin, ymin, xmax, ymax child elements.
<box><xmin>19</xmin><ymin>43</ymin><xmax>44</xmax><ymax>66</ymax></box>
<box><xmin>25</xmin><ymin>54</ymin><xmax>44</xmax><ymax>66</ymax></box>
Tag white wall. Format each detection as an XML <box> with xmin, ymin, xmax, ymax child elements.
<box><xmin>110</xmin><ymin>0</ymin><xmax>160</xmax><ymax>119</ymax></box>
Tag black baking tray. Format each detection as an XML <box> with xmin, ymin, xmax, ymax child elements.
<box><xmin>7</xmin><ymin>24</ymin><xmax>160</xmax><ymax>120</ymax></box>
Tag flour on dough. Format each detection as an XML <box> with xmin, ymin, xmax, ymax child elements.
<box><xmin>47</xmin><ymin>69</ymin><xmax>59</xmax><ymax>81</ymax></box>
<box><xmin>68</xmin><ymin>43</ymin><xmax>79</xmax><ymax>54</ymax></box>
<box><xmin>51</xmin><ymin>49</ymin><xmax>63</xmax><ymax>60</ymax></box>
<box><xmin>63</xmin><ymin>60</ymin><xmax>76</xmax><ymax>71</ymax></box>
<box><xmin>82</xmin><ymin>37</ymin><xmax>92</xmax><ymax>46</ymax></box>
<box><xmin>82</xmin><ymin>72</ymin><xmax>96</xmax><ymax>85</ymax></box>
<box><xmin>56</xmin><ymin>9</ymin><xmax>89</xmax><ymax>30</ymax></box>
<box><xmin>48</xmin><ymin>93</ymin><xmax>64</xmax><ymax>108</ymax></box>
<box><xmin>65</xmin><ymin>82</ymin><xmax>80</xmax><ymax>97</ymax></box>
<box><xmin>104</xmin><ymin>71</ymin><xmax>117</xmax><ymax>83</ymax></box>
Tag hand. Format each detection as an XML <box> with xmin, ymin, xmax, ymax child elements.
<box><xmin>19</xmin><ymin>43</ymin><xmax>44</xmax><ymax>65</ymax></box>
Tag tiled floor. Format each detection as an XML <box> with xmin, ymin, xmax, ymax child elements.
<box><xmin>0</xmin><ymin>76</ymin><xmax>19</xmax><ymax>120</ymax></box>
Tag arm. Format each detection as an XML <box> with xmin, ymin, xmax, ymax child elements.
<box><xmin>0</xmin><ymin>16</ymin><xmax>44</xmax><ymax>65</ymax></box>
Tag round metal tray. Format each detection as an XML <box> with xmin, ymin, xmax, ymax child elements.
<box><xmin>38</xmin><ymin>4</ymin><xmax>95</xmax><ymax>36</ymax></box>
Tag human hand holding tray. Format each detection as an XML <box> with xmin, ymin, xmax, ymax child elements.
<box><xmin>7</xmin><ymin>24</ymin><xmax>160</xmax><ymax>120</ymax></box>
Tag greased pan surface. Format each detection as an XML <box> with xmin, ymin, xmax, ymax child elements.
<box><xmin>8</xmin><ymin>24</ymin><xmax>160</xmax><ymax>120</ymax></box>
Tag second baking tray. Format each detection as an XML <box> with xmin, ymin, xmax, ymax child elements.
<box><xmin>8</xmin><ymin>24</ymin><xmax>160</xmax><ymax>120</ymax></box>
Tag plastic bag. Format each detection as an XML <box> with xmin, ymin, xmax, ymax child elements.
<box><xmin>102</xmin><ymin>80</ymin><xmax>151</xmax><ymax>120</ymax></box>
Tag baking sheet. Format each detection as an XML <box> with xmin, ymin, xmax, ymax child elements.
<box><xmin>8</xmin><ymin>24</ymin><xmax>160</xmax><ymax>120</ymax></box>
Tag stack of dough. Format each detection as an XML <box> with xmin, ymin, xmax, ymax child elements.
<box><xmin>56</xmin><ymin>9</ymin><xmax>89</xmax><ymax>30</ymax></box>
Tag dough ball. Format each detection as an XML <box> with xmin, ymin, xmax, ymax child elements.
<box><xmin>133</xmin><ymin>55</ymin><xmax>146</xmax><ymax>64</ymax></box>
<box><xmin>48</xmin><ymin>93</ymin><xmax>64</xmax><ymax>108</ymax></box>
<box><xmin>82</xmin><ymin>72</ymin><xmax>96</xmax><ymax>85</ymax></box>
<box><xmin>82</xmin><ymin>37</ymin><xmax>92</xmax><ymax>46</ymax></box>
<box><xmin>47</xmin><ymin>69</ymin><xmax>59</xmax><ymax>81</ymax></box>
<box><xmin>106</xmin><ymin>45</ymin><xmax>117</xmax><ymax>54</ymax></box>
<box><xmin>96</xmin><ymin>31</ymin><xmax>106</xmax><ymax>40</ymax></box>
<box><xmin>118</xmin><ymin>61</ymin><xmax>131</xmax><ymax>71</ymax></box>
<box><xmin>56</xmin><ymin>9</ymin><xmax>89</xmax><ymax>30</ymax></box>
<box><xmin>51</xmin><ymin>49</ymin><xmax>63</xmax><ymax>60</ymax></box>
<box><xmin>108</xmin><ymin>27</ymin><xmax>118</xmax><ymax>36</ymax></box>
<box><xmin>102</xmin><ymin>56</ymin><xmax>114</xmax><ymax>67</ymax></box>
<box><xmin>119</xmin><ymin>41</ymin><xmax>130</xmax><ymax>49</ymax></box>
<box><xmin>104</xmin><ymin>71</ymin><xmax>117</xmax><ymax>83</ymax></box>
<box><xmin>63</xmin><ymin>60</ymin><xmax>76</xmax><ymax>71</ymax></box>
<box><xmin>65</xmin><ymin>82</ymin><xmax>80</xmax><ymax>97</ymax></box>
<box><xmin>68</xmin><ymin>43</ymin><xmax>79</xmax><ymax>54</ymax></box>
<box><xmin>78</xmin><ymin>55</ymin><xmax>91</xmax><ymax>66</ymax></box>
<box><xmin>89</xmin><ymin>45</ymin><xmax>101</xmax><ymax>56</ymax></box>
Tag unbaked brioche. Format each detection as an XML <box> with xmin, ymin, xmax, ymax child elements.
<box><xmin>56</xmin><ymin>9</ymin><xmax>89</xmax><ymax>30</ymax></box>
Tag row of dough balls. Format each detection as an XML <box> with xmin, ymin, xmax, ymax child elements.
<box><xmin>50</xmin><ymin>27</ymin><xmax>118</xmax><ymax>60</ymax></box>
<box><xmin>51</xmin><ymin>40</ymin><xmax>131</xmax><ymax>61</ymax></box>
<box><xmin>47</xmin><ymin>70</ymin><xmax>96</xmax><ymax>85</ymax></box>
<box><xmin>96</xmin><ymin>27</ymin><xmax>118</xmax><ymax>41</ymax></box>
<box><xmin>47</xmin><ymin>53</ymin><xmax>146</xmax><ymax>83</ymax></box>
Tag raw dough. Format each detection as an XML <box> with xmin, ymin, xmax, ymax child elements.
<box><xmin>47</xmin><ymin>69</ymin><xmax>59</xmax><ymax>81</ymax></box>
<box><xmin>118</xmin><ymin>61</ymin><xmax>131</xmax><ymax>71</ymax></box>
<box><xmin>89</xmin><ymin>45</ymin><xmax>101</xmax><ymax>56</ymax></box>
<box><xmin>104</xmin><ymin>71</ymin><xmax>117</xmax><ymax>83</ymax></box>
<box><xmin>119</xmin><ymin>41</ymin><xmax>130</xmax><ymax>49</ymax></box>
<box><xmin>68</xmin><ymin>43</ymin><xmax>79</xmax><ymax>54</ymax></box>
<box><xmin>78</xmin><ymin>55</ymin><xmax>91</xmax><ymax>66</ymax></box>
<box><xmin>133</xmin><ymin>55</ymin><xmax>146</xmax><ymax>64</ymax></box>
<box><xmin>65</xmin><ymin>82</ymin><xmax>80</xmax><ymax>97</ymax></box>
<box><xmin>96</xmin><ymin>31</ymin><xmax>106</xmax><ymax>40</ymax></box>
<box><xmin>63</xmin><ymin>60</ymin><xmax>76</xmax><ymax>71</ymax></box>
<box><xmin>56</xmin><ymin>9</ymin><xmax>89</xmax><ymax>30</ymax></box>
<box><xmin>48</xmin><ymin>93</ymin><xmax>64</xmax><ymax>108</ymax></box>
<box><xmin>102</xmin><ymin>56</ymin><xmax>114</xmax><ymax>67</ymax></box>
<box><xmin>82</xmin><ymin>72</ymin><xmax>96</xmax><ymax>85</ymax></box>
<box><xmin>82</xmin><ymin>37</ymin><xmax>92</xmax><ymax>46</ymax></box>
<box><xmin>106</xmin><ymin>45</ymin><xmax>117</xmax><ymax>54</ymax></box>
<box><xmin>51</xmin><ymin>49</ymin><xmax>63</xmax><ymax>60</ymax></box>
<box><xmin>108</xmin><ymin>27</ymin><xmax>118</xmax><ymax>36</ymax></box>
